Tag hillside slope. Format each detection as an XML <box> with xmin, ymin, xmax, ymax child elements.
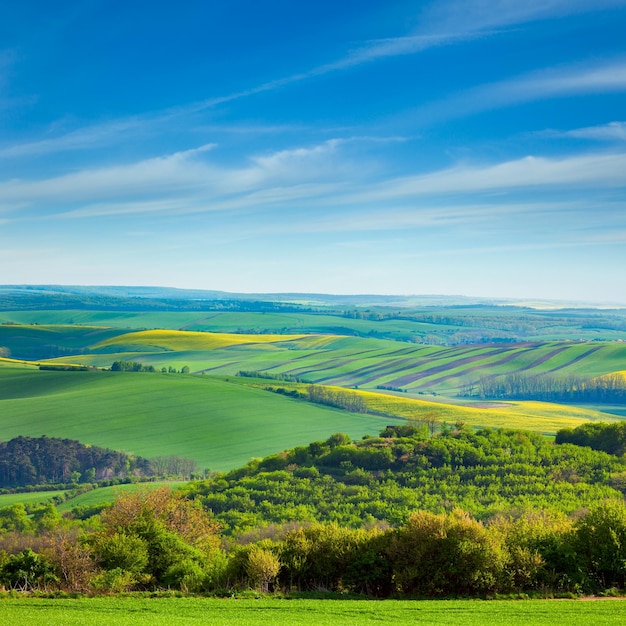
<box><xmin>0</xmin><ymin>367</ymin><xmax>388</xmax><ymax>470</ymax></box>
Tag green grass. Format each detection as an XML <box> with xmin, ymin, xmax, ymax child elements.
<box><xmin>1</xmin><ymin>597</ymin><xmax>625</xmax><ymax>625</ymax></box>
<box><xmin>55</xmin><ymin>482</ymin><xmax>188</xmax><ymax>513</ymax></box>
<box><xmin>0</xmin><ymin>367</ymin><xmax>388</xmax><ymax>471</ymax></box>
<box><xmin>229</xmin><ymin>377</ymin><xmax>620</xmax><ymax>435</ymax></box>
<box><xmin>0</xmin><ymin>490</ymin><xmax>68</xmax><ymax>508</ymax></box>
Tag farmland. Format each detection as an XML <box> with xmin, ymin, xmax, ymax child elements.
<box><xmin>2</xmin><ymin>321</ymin><xmax>625</xmax><ymax>396</ymax></box>
<box><xmin>1</xmin><ymin>324</ymin><xmax>625</xmax><ymax>470</ymax></box>
<box><xmin>0</xmin><ymin>366</ymin><xmax>388</xmax><ymax>470</ymax></box>
<box><xmin>1</xmin><ymin>597</ymin><xmax>625</xmax><ymax>626</ymax></box>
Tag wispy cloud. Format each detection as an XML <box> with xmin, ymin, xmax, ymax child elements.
<box><xmin>0</xmin><ymin>117</ymin><xmax>155</xmax><ymax>158</ymax></box>
<box><xmin>420</xmin><ymin>0</ymin><xmax>626</xmax><ymax>34</ymax></box>
<box><xmin>0</xmin><ymin>139</ymin><xmax>361</xmax><ymax>217</ymax></box>
<box><xmin>3</xmin><ymin>138</ymin><xmax>626</xmax><ymax>222</ymax></box>
<box><xmin>342</xmin><ymin>152</ymin><xmax>626</xmax><ymax>204</ymax></box>
<box><xmin>186</xmin><ymin>0</ymin><xmax>626</xmax><ymax>114</ymax></box>
<box><xmin>539</xmin><ymin>121</ymin><xmax>626</xmax><ymax>141</ymax></box>
<box><xmin>414</xmin><ymin>59</ymin><xmax>626</xmax><ymax>124</ymax></box>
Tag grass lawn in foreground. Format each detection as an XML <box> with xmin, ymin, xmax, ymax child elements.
<box><xmin>0</xmin><ymin>597</ymin><xmax>625</xmax><ymax>626</ymax></box>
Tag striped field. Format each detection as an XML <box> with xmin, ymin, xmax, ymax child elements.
<box><xmin>41</xmin><ymin>328</ymin><xmax>626</xmax><ymax>396</ymax></box>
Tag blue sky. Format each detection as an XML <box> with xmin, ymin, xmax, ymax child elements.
<box><xmin>1</xmin><ymin>0</ymin><xmax>626</xmax><ymax>303</ymax></box>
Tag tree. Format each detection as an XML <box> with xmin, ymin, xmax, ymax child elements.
<box><xmin>246</xmin><ymin>546</ymin><xmax>281</xmax><ymax>592</ymax></box>
<box><xmin>575</xmin><ymin>501</ymin><xmax>626</xmax><ymax>590</ymax></box>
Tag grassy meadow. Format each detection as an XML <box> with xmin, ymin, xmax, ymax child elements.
<box><xmin>1</xmin><ymin>597</ymin><xmax>625</xmax><ymax>626</ymax></box>
<box><xmin>0</xmin><ymin>367</ymin><xmax>389</xmax><ymax>470</ymax></box>
<box><xmin>0</xmin><ymin>482</ymin><xmax>189</xmax><ymax>513</ymax></box>
<box><xmin>230</xmin><ymin>377</ymin><xmax>618</xmax><ymax>434</ymax></box>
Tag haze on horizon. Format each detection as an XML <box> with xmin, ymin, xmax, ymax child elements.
<box><xmin>1</xmin><ymin>1</ymin><xmax>626</xmax><ymax>304</ymax></box>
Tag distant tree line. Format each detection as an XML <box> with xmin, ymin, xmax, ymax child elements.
<box><xmin>263</xmin><ymin>384</ymin><xmax>368</xmax><ymax>413</ymax></box>
<box><xmin>237</xmin><ymin>370</ymin><xmax>310</xmax><ymax>383</ymax></box>
<box><xmin>110</xmin><ymin>360</ymin><xmax>155</xmax><ymax>372</ymax></box>
<box><xmin>466</xmin><ymin>372</ymin><xmax>626</xmax><ymax>403</ymax></box>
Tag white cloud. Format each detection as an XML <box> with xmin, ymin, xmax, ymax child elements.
<box><xmin>420</xmin><ymin>0</ymin><xmax>626</xmax><ymax>34</ymax></box>
<box><xmin>341</xmin><ymin>152</ymin><xmax>626</xmax><ymax>204</ymax></box>
<box><xmin>0</xmin><ymin>117</ymin><xmax>155</xmax><ymax>158</ymax></box>
<box><xmin>550</xmin><ymin>121</ymin><xmax>626</xmax><ymax>141</ymax></box>
<box><xmin>416</xmin><ymin>60</ymin><xmax>626</xmax><ymax>124</ymax></box>
<box><xmin>3</xmin><ymin>131</ymin><xmax>625</xmax><ymax>225</ymax></box>
<box><xmin>0</xmin><ymin>139</ymin><xmax>361</xmax><ymax>217</ymax></box>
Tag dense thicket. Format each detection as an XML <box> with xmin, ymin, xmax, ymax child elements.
<box><xmin>4</xmin><ymin>491</ymin><xmax>626</xmax><ymax>596</ymax></box>
<box><xmin>556</xmin><ymin>421</ymin><xmax>626</xmax><ymax>456</ymax></box>
<box><xmin>0</xmin><ymin>437</ymin><xmax>153</xmax><ymax>488</ymax></box>
<box><xmin>3</xmin><ymin>426</ymin><xmax>626</xmax><ymax>595</ymax></box>
<box><xmin>181</xmin><ymin>425</ymin><xmax>626</xmax><ymax>534</ymax></box>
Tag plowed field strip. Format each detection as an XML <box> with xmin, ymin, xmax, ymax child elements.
<box><xmin>419</xmin><ymin>348</ymin><xmax>542</xmax><ymax>386</ymax></box>
<box><xmin>517</xmin><ymin>345</ymin><xmax>572</xmax><ymax>372</ymax></box>
<box><xmin>317</xmin><ymin>356</ymin><xmax>422</xmax><ymax>384</ymax></box>
<box><xmin>386</xmin><ymin>347</ymin><xmax>515</xmax><ymax>387</ymax></box>
<box><xmin>544</xmin><ymin>345</ymin><xmax>605</xmax><ymax>374</ymax></box>
<box><xmin>280</xmin><ymin>349</ymin><xmax>384</xmax><ymax>377</ymax></box>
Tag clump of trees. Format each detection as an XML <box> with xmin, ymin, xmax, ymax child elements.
<box><xmin>0</xmin><ymin>436</ymin><xmax>152</xmax><ymax>488</ymax></box>
<box><xmin>556</xmin><ymin>421</ymin><xmax>626</xmax><ymax>456</ymax></box>
<box><xmin>5</xmin><ymin>425</ymin><xmax>626</xmax><ymax>596</ymax></box>
<box><xmin>262</xmin><ymin>383</ymin><xmax>368</xmax><ymax>413</ymax></box>
<box><xmin>110</xmin><ymin>361</ymin><xmax>155</xmax><ymax>372</ymax></box>
<box><xmin>186</xmin><ymin>426</ymin><xmax>625</xmax><ymax>533</ymax></box>
<box><xmin>0</xmin><ymin>436</ymin><xmax>203</xmax><ymax>488</ymax></box>
<box><xmin>237</xmin><ymin>371</ymin><xmax>310</xmax><ymax>383</ymax></box>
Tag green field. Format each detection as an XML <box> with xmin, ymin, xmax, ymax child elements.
<box><xmin>54</xmin><ymin>481</ymin><xmax>188</xmax><ymax>513</ymax></box>
<box><xmin>0</xmin><ymin>367</ymin><xmax>388</xmax><ymax>471</ymax></box>
<box><xmin>0</xmin><ymin>482</ymin><xmax>189</xmax><ymax>513</ymax></box>
<box><xmin>1</xmin><ymin>597</ymin><xmax>625</xmax><ymax>626</ymax></box>
<box><xmin>0</xmin><ymin>490</ymin><xmax>68</xmax><ymax>508</ymax></box>
<box><xmin>47</xmin><ymin>329</ymin><xmax>626</xmax><ymax>396</ymax></box>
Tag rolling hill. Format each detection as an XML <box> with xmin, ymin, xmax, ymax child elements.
<box><xmin>0</xmin><ymin>366</ymin><xmax>389</xmax><ymax>470</ymax></box>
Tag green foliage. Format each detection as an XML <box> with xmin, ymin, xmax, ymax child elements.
<box><xmin>111</xmin><ymin>361</ymin><xmax>155</xmax><ymax>373</ymax></box>
<box><xmin>84</xmin><ymin>487</ymin><xmax>223</xmax><ymax>591</ymax></box>
<box><xmin>0</xmin><ymin>503</ymin><xmax>34</xmax><ymax>533</ymax></box>
<box><xmin>0</xmin><ymin>435</ymin><xmax>152</xmax><ymax>488</ymax></box>
<box><xmin>187</xmin><ymin>427</ymin><xmax>626</xmax><ymax>534</ymax></box>
<box><xmin>556</xmin><ymin>421</ymin><xmax>626</xmax><ymax>456</ymax></box>
<box><xmin>387</xmin><ymin>510</ymin><xmax>505</xmax><ymax>596</ymax></box>
<box><xmin>574</xmin><ymin>501</ymin><xmax>626</xmax><ymax>591</ymax></box>
<box><xmin>0</xmin><ymin>548</ymin><xmax>58</xmax><ymax>591</ymax></box>
<box><xmin>245</xmin><ymin>545</ymin><xmax>281</xmax><ymax>592</ymax></box>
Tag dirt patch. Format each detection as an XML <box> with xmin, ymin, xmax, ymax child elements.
<box><xmin>465</xmin><ymin>402</ymin><xmax>513</xmax><ymax>409</ymax></box>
